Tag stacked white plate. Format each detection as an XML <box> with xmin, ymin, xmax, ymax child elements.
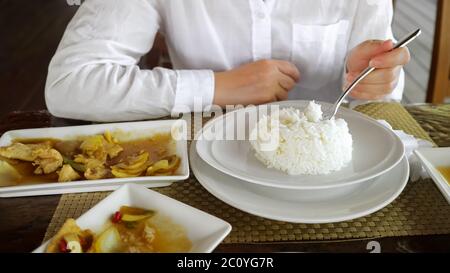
<box><xmin>191</xmin><ymin>101</ymin><xmax>409</xmax><ymax>223</ymax></box>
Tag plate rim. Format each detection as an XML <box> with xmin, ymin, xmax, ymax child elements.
<box><xmin>196</xmin><ymin>100</ymin><xmax>405</xmax><ymax>190</ymax></box>
<box><xmin>0</xmin><ymin>119</ymin><xmax>189</xmax><ymax>196</ymax></box>
<box><xmin>414</xmin><ymin>148</ymin><xmax>450</xmax><ymax>204</ymax></box>
<box><xmin>32</xmin><ymin>183</ymin><xmax>232</xmax><ymax>253</ymax></box>
<box><xmin>191</xmin><ymin>139</ymin><xmax>409</xmax><ymax>223</ymax></box>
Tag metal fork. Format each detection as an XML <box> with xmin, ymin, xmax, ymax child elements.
<box><xmin>323</xmin><ymin>28</ymin><xmax>422</xmax><ymax>120</ymax></box>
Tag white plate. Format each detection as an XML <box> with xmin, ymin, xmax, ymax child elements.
<box><xmin>0</xmin><ymin>120</ymin><xmax>189</xmax><ymax>197</ymax></box>
<box><xmin>33</xmin><ymin>183</ymin><xmax>231</xmax><ymax>253</ymax></box>
<box><xmin>414</xmin><ymin>147</ymin><xmax>450</xmax><ymax>204</ymax></box>
<box><xmin>191</xmin><ymin>140</ymin><xmax>409</xmax><ymax>223</ymax></box>
<box><xmin>197</xmin><ymin>100</ymin><xmax>404</xmax><ymax>189</ymax></box>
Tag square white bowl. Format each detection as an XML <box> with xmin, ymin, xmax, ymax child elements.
<box><xmin>414</xmin><ymin>147</ymin><xmax>450</xmax><ymax>204</ymax></box>
<box><xmin>33</xmin><ymin>183</ymin><xmax>232</xmax><ymax>253</ymax></box>
<box><xmin>0</xmin><ymin>120</ymin><xmax>189</xmax><ymax>197</ymax></box>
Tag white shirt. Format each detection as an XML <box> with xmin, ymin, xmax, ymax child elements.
<box><xmin>46</xmin><ymin>0</ymin><xmax>404</xmax><ymax>122</ymax></box>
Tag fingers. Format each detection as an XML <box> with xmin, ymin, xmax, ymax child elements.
<box><xmin>346</xmin><ymin>39</ymin><xmax>404</xmax><ymax>74</ymax></box>
<box><xmin>346</xmin><ymin>65</ymin><xmax>400</xmax><ymax>99</ymax></box>
<box><xmin>272</xmin><ymin>60</ymin><xmax>299</xmax><ymax>101</ymax></box>
<box><xmin>355</xmin><ymin>39</ymin><xmax>394</xmax><ymax>61</ymax></box>
<box><xmin>274</xmin><ymin>60</ymin><xmax>301</xmax><ymax>82</ymax></box>
<box><xmin>370</xmin><ymin>47</ymin><xmax>410</xmax><ymax>68</ymax></box>
<box><xmin>278</xmin><ymin>73</ymin><xmax>297</xmax><ymax>90</ymax></box>
<box><xmin>275</xmin><ymin>74</ymin><xmax>295</xmax><ymax>100</ymax></box>
<box><xmin>345</xmin><ymin>38</ymin><xmax>409</xmax><ymax>101</ymax></box>
<box><xmin>275</xmin><ymin>86</ymin><xmax>289</xmax><ymax>100</ymax></box>
<box><xmin>346</xmin><ymin>66</ymin><xmax>401</xmax><ymax>85</ymax></box>
<box><xmin>350</xmin><ymin>80</ymin><xmax>398</xmax><ymax>96</ymax></box>
<box><xmin>348</xmin><ymin>71</ymin><xmax>399</xmax><ymax>99</ymax></box>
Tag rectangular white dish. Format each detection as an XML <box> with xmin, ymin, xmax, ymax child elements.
<box><xmin>414</xmin><ymin>147</ymin><xmax>450</xmax><ymax>204</ymax></box>
<box><xmin>33</xmin><ymin>183</ymin><xmax>231</xmax><ymax>253</ymax></box>
<box><xmin>0</xmin><ymin>120</ymin><xmax>189</xmax><ymax>197</ymax></box>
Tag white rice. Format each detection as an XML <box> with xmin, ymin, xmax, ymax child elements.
<box><xmin>250</xmin><ymin>101</ymin><xmax>353</xmax><ymax>175</ymax></box>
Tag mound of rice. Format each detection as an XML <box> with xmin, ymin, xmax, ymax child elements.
<box><xmin>249</xmin><ymin>101</ymin><xmax>353</xmax><ymax>175</ymax></box>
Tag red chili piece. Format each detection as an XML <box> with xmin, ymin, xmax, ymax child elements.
<box><xmin>112</xmin><ymin>211</ymin><xmax>122</xmax><ymax>223</ymax></box>
<box><xmin>59</xmin><ymin>239</ymin><xmax>69</xmax><ymax>253</ymax></box>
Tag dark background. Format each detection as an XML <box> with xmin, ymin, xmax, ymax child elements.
<box><xmin>0</xmin><ymin>1</ymin><xmax>77</xmax><ymax>119</ymax></box>
<box><xmin>0</xmin><ymin>0</ymin><xmax>166</xmax><ymax>121</ymax></box>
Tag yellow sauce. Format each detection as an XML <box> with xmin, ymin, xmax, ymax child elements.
<box><xmin>114</xmin><ymin>213</ymin><xmax>192</xmax><ymax>253</ymax></box>
<box><xmin>46</xmin><ymin>206</ymin><xmax>192</xmax><ymax>253</ymax></box>
<box><xmin>437</xmin><ymin>166</ymin><xmax>450</xmax><ymax>185</ymax></box>
<box><xmin>0</xmin><ymin>133</ymin><xmax>178</xmax><ymax>187</ymax></box>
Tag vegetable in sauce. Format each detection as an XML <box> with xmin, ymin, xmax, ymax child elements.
<box><xmin>0</xmin><ymin>132</ymin><xmax>180</xmax><ymax>186</ymax></box>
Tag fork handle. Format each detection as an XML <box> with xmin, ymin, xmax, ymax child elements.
<box><xmin>330</xmin><ymin>66</ymin><xmax>375</xmax><ymax>117</ymax></box>
<box><xmin>326</xmin><ymin>28</ymin><xmax>422</xmax><ymax>119</ymax></box>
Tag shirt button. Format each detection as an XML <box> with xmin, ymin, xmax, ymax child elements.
<box><xmin>257</xmin><ymin>12</ymin><xmax>266</xmax><ymax>19</ymax></box>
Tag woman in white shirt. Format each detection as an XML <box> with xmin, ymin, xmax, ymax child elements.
<box><xmin>45</xmin><ymin>0</ymin><xmax>410</xmax><ymax>122</ymax></box>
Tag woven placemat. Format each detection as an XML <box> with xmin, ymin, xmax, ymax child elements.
<box><xmin>43</xmin><ymin>103</ymin><xmax>450</xmax><ymax>243</ymax></box>
<box><xmin>406</xmin><ymin>104</ymin><xmax>450</xmax><ymax>147</ymax></box>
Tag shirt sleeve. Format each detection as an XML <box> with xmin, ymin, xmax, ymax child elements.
<box><xmin>45</xmin><ymin>0</ymin><xmax>214</xmax><ymax>122</ymax></box>
<box><xmin>345</xmin><ymin>0</ymin><xmax>404</xmax><ymax>102</ymax></box>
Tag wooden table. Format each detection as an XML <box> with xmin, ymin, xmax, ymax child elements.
<box><xmin>0</xmin><ymin>108</ymin><xmax>449</xmax><ymax>253</ymax></box>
